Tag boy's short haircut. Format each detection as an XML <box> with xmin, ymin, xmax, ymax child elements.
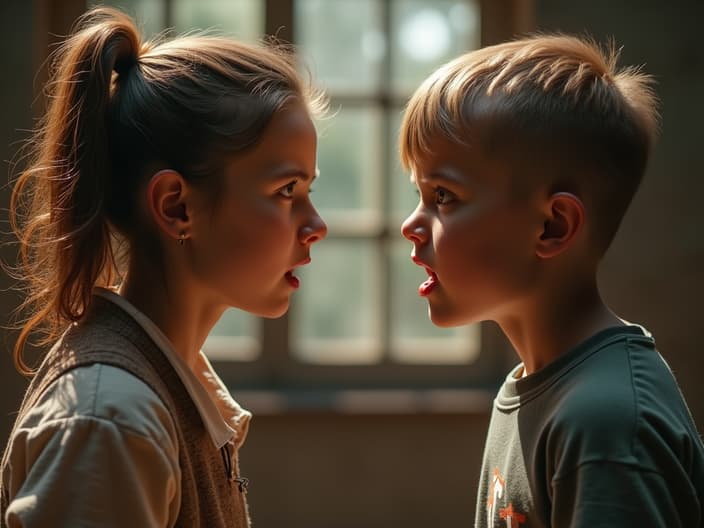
<box><xmin>400</xmin><ymin>34</ymin><xmax>659</xmax><ymax>255</ymax></box>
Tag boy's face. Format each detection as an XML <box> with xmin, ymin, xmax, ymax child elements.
<box><xmin>401</xmin><ymin>133</ymin><xmax>545</xmax><ymax>327</ymax></box>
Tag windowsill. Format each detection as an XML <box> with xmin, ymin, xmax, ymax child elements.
<box><xmin>229</xmin><ymin>387</ymin><xmax>494</xmax><ymax>415</ymax></box>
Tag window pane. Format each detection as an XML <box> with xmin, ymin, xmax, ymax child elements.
<box><xmin>313</xmin><ymin>107</ymin><xmax>383</xmax><ymax>229</ymax></box>
<box><xmin>172</xmin><ymin>0</ymin><xmax>264</xmax><ymax>41</ymax></box>
<box><xmin>296</xmin><ymin>0</ymin><xmax>384</xmax><ymax>95</ymax></box>
<box><xmin>203</xmin><ymin>309</ymin><xmax>260</xmax><ymax>361</ymax></box>
<box><xmin>292</xmin><ymin>240</ymin><xmax>382</xmax><ymax>364</ymax></box>
<box><xmin>91</xmin><ymin>0</ymin><xmax>165</xmax><ymax>37</ymax></box>
<box><xmin>391</xmin><ymin>0</ymin><xmax>480</xmax><ymax>95</ymax></box>
<box><xmin>389</xmin><ymin>240</ymin><xmax>480</xmax><ymax>363</ymax></box>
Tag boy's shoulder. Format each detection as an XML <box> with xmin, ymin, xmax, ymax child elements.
<box><xmin>552</xmin><ymin>325</ymin><xmax>686</xmax><ymax>425</ymax></box>
<box><xmin>539</xmin><ymin>326</ymin><xmax>702</xmax><ymax>475</ymax></box>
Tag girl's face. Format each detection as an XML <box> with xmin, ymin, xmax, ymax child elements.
<box><xmin>188</xmin><ymin>101</ymin><xmax>327</xmax><ymax>317</ymax></box>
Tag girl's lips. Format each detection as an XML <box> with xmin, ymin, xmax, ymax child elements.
<box><xmin>285</xmin><ymin>257</ymin><xmax>310</xmax><ymax>289</ymax></box>
<box><xmin>285</xmin><ymin>270</ymin><xmax>300</xmax><ymax>289</ymax></box>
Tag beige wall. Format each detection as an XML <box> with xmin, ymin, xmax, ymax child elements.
<box><xmin>0</xmin><ymin>1</ymin><xmax>702</xmax><ymax>527</ymax></box>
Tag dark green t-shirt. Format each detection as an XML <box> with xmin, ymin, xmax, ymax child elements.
<box><xmin>475</xmin><ymin>325</ymin><xmax>704</xmax><ymax>527</ymax></box>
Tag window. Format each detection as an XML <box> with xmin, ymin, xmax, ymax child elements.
<box><xmin>98</xmin><ymin>0</ymin><xmax>521</xmax><ymax>391</ymax></box>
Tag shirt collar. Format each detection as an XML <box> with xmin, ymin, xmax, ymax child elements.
<box><xmin>95</xmin><ymin>288</ymin><xmax>251</xmax><ymax>449</ymax></box>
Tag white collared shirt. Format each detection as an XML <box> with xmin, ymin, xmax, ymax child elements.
<box><xmin>2</xmin><ymin>290</ymin><xmax>251</xmax><ymax>528</ymax></box>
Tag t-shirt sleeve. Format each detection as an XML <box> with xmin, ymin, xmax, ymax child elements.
<box><xmin>3</xmin><ymin>365</ymin><xmax>181</xmax><ymax>528</ymax></box>
<box><xmin>551</xmin><ymin>461</ymin><xmax>689</xmax><ymax>527</ymax></box>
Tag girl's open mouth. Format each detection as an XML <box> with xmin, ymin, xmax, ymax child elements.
<box><xmin>285</xmin><ymin>270</ymin><xmax>300</xmax><ymax>289</ymax></box>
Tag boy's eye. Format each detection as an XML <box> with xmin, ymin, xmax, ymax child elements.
<box><xmin>278</xmin><ymin>180</ymin><xmax>297</xmax><ymax>198</ymax></box>
<box><xmin>435</xmin><ymin>187</ymin><xmax>455</xmax><ymax>205</ymax></box>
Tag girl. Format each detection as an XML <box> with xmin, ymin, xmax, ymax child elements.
<box><xmin>1</xmin><ymin>6</ymin><xmax>326</xmax><ymax>527</ymax></box>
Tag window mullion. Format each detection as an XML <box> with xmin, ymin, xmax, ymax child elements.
<box><xmin>378</xmin><ymin>0</ymin><xmax>394</xmax><ymax>365</ymax></box>
<box><xmin>259</xmin><ymin>0</ymin><xmax>296</xmax><ymax>384</ymax></box>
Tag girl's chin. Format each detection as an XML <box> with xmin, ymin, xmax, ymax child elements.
<box><xmin>248</xmin><ymin>297</ymin><xmax>291</xmax><ymax>319</ymax></box>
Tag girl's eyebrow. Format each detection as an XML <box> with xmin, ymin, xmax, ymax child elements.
<box><xmin>269</xmin><ymin>165</ymin><xmax>319</xmax><ymax>182</ymax></box>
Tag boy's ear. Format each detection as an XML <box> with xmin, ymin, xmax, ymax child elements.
<box><xmin>535</xmin><ymin>192</ymin><xmax>585</xmax><ymax>259</ymax></box>
<box><xmin>145</xmin><ymin>169</ymin><xmax>191</xmax><ymax>243</ymax></box>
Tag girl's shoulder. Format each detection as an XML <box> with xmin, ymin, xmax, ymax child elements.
<box><xmin>18</xmin><ymin>363</ymin><xmax>178</xmax><ymax>447</ymax></box>
<box><xmin>3</xmin><ymin>364</ymin><xmax>182</xmax><ymax>527</ymax></box>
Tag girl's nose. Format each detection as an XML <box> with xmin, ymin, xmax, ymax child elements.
<box><xmin>401</xmin><ymin>209</ymin><xmax>428</xmax><ymax>244</ymax></box>
<box><xmin>299</xmin><ymin>209</ymin><xmax>327</xmax><ymax>245</ymax></box>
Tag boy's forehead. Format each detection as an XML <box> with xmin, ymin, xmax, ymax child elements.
<box><xmin>406</xmin><ymin>134</ymin><xmax>476</xmax><ymax>175</ymax></box>
<box><xmin>405</xmin><ymin>131</ymin><xmax>537</xmax><ymax>193</ymax></box>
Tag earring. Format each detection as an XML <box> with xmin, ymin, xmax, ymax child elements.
<box><xmin>178</xmin><ymin>232</ymin><xmax>185</xmax><ymax>246</ymax></box>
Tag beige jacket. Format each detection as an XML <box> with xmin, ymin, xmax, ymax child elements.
<box><xmin>1</xmin><ymin>289</ymin><xmax>251</xmax><ymax>527</ymax></box>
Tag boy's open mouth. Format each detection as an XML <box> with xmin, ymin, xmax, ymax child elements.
<box><xmin>419</xmin><ymin>270</ymin><xmax>438</xmax><ymax>296</ymax></box>
<box><xmin>412</xmin><ymin>255</ymin><xmax>438</xmax><ymax>296</ymax></box>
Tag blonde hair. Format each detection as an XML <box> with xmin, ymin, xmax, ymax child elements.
<box><xmin>9</xmin><ymin>6</ymin><xmax>325</xmax><ymax>375</ymax></box>
<box><xmin>400</xmin><ymin>34</ymin><xmax>659</xmax><ymax>252</ymax></box>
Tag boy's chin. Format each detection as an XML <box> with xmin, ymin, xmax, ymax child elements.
<box><xmin>428</xmin><ymin>306</ymin><xmax>475</xmax><ymax>328</ymax></box>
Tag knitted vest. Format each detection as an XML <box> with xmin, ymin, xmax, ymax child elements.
<box><xmin>0</xmin><ymin>296</ymin><xmax>250</xmax><ymax>528</ymax></box>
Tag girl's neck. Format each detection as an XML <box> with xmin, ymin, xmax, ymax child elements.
<box><xmin>118</xmin><ymin>264</ymin><xmax>223</xmax><ymax>370</ymax></box>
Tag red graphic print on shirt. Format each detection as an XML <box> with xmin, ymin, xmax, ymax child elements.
<box><xmin>486</xmin><ymin>468</ymin><xmax>527</xmax><ymax>527</ymax></box>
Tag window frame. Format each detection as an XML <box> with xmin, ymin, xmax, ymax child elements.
<box><xmin>97</xmin><ymin>0</ymin><xmax>534</xmax><ymax>390</ymax></box>
<box><xmin>212</xmin><ymin>0</ymin><xmax>533</xmax><ymax>390</ymax></box>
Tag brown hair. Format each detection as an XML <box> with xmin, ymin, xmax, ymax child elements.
<box><xmin>400</xmin><ymin>34</ymin><xmax>659</xmax><ymax>254</ymax></box>
<box><xmin>9</xmin><ymin>6</ymin><xmax>325</xmax><ymax>375</ymax></box>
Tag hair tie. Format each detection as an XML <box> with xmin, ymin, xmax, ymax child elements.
<box><xmin>114</xmin><ymin>54</ymin><xmax>138</xmax><ymax>76</ymax></box>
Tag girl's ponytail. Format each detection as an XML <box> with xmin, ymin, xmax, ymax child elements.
<box><xmin>10</xmin><ymin>8</ymin><xmax>142</xmax><ymax>375</ymax></box>
<box><xmin>10</xmin><ymin>6</ymin><xmax>324</xmax><ymax>376</ymax></box>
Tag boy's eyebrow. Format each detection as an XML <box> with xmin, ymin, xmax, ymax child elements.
<box><xmin>414</xmin><ymin>167</ymin><xmax>467</xmax><ymax>186</ymax></box>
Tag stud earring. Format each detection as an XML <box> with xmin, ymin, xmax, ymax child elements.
<box><xmin>178</xmin><ymin>232</ymin><xmax>185</xmax><ymax>246</ymax></box>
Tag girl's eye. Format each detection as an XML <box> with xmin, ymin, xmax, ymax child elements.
<box><xmin>435</xmin><ymin>187</ymin><xmax>455</xmax><ymax>205</ymax></box>
<box><xmin>278</xmin><ymin>180</ymin><xmax>297</xmax><ymax>198</ymax></box>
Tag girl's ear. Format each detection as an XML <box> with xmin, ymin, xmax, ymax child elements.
<box><xmin>145</xmin><ymin>169</ymin><xmax>191</xmax><ymax>243</ymax></box>
<box><xmin>535</xmin><ymin>192</ymin><xmax>585</xmax><ymax>259</ymax></box>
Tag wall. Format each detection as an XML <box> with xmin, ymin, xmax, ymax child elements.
<box><xmin>535</xmin><ymin>0</ymin><xmax>704</xmax><ymax>427</ymax></box>
<box><xmin>0</xmin><ymin>1</ymin><xmax>43</xmax><ymax>454</ymax></box>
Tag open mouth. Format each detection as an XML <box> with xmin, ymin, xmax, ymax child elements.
<box><xmin>412</xmin><ymin>255</ymin><xmax>438</xmax><ymax>297</ymax></box>
<box><xmin>419</xmin><ymin>270</ymin><xmax>438</xmax><ymax>296</ymax></box>
<box><xmin>285</xmin><ymin>270</ymin><xmax>300</xmax><ymax>289</ymax></box>
<box><xmin>285</xmin><ymin>257</ymin><xmax>311</xmax><ymax>289</ymax></box>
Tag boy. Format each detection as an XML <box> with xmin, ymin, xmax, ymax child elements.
<box><xmin>400</xmin><ymin>35</ymin><xmax>704</xmax><ymax>526</ymax></box>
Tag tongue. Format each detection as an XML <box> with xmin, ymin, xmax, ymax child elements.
<box><xmin>419</xmin><ymin>274</ymin><xmax>437</xmax><ymax>296</ymax></box>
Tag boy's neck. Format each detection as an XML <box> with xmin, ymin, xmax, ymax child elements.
<box><xmin>498</xmin><ymin>278</ymin><xmax>624</xmax><ymax>376</ymax></box>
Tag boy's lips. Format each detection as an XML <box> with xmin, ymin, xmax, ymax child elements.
<box><xmin>285</xmin><ymin>257</ymin><xmax>311</xmax><ymax>289</ymax></box>
<box><xmin>411</xmin><ymin>255</ymin><xmax>438</xmax><ymax>297</ymax></box>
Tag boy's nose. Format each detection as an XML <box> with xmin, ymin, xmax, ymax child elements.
<box><xmin>299</xmin><ymin>209</ymin><xmax>327</xmax><ymax>245</ymax></box>
<box><xmin>401</xmin><ymin>211</ymin><xmax>428</xmax><ymax>244</ymax></box>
